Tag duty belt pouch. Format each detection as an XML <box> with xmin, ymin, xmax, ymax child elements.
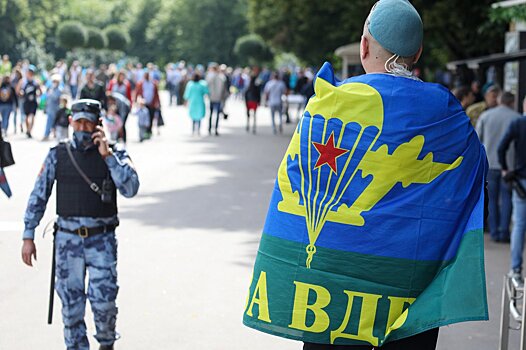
<box><xmin>101</xmin><ymin>174</ymin><xmax>114</xmax><ymax>204</ymax></box>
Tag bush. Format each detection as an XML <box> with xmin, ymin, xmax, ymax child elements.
<box><xmin>56</xmin><ymin>21</ymin><xmax>87</xmax><ymax>49</ymax></box>
<box><xmin>104</xmin><ymin>25</ymin><xmax>130</xmax><ymax>51</ymax></box>
<box><xmin>86</xmin><ymin>27</ymin><xmax>107</xmax><ymax>50</ymax></box>
<box><xmin>234</xmin><ymin>34</ymin><xmax>273</xmax><ymax>65</ymax></box>
<box><xmin>16</xmin><ymin>39</ymin><xmax>55</xmax><ymax>70</ymax></box>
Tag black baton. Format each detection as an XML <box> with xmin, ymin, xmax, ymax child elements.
<box><xmin>47</xmin><ymin>226</ymin><xmax>57</xmax><ymax>324</ymax></box>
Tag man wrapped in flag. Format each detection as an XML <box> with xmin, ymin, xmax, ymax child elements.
<box><xmin>243</xmin><ymin>1</ymin><xmax>488</xmax><ymax>349</ymax></box>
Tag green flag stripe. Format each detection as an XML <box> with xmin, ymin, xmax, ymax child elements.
<box><xmin>244</xmin><ymin>229</ymin><xmax>486</xmax><ymax>346</ymax></box>
<box><xmin>259</xmin><ymin>233</ymin><xmax>451</xmax><ymax>296</ymax></box>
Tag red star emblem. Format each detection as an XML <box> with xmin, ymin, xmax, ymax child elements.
<box><xmin>312</xmin><ymin>133</ymin><xmax>349</xmax><ymax>174</ymax></box>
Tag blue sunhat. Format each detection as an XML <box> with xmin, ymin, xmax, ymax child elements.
<box><xmin>367</xmin><ymin>0</ymin><xmax>423</xmax><ymax>57</ymax></box>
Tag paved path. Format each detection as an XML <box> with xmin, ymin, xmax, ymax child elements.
<box><xmin>0</xmin><ymin>93</ymin><xmax>519</xmax><ymax>349</ymax></box>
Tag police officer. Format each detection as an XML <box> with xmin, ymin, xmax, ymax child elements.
<box><xmin>21</xmin><ymin>99</ymin><xmax>139</xmax><ymax>350</ymax></box>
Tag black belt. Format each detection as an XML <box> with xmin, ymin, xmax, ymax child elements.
<box><xmin>54</xmin><ymin>223</ymin><xmax>117</xmax><ymax>238</ymax></box>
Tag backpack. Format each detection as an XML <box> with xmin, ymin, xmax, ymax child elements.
<box><xmin>0</xmin><ymin>86</ymin><xmax>11</xmax><ymax>102</ymax></box>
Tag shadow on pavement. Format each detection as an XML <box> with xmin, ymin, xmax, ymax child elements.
<box><xmin>120</xmin><ymin>125</ymin><xmax>293</xmax><ymax>234</ymax></box>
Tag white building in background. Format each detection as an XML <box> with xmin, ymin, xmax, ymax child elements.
<box><xmin>334</xmin><ymin>42</ymin><xmax>361</xmax><ymax>79</ymax></box>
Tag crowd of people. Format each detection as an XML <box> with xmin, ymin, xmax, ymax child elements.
<box><xmin>0</xmin><ymin>55</ymin><xmax>317</xmax><ymax>142</ymax></box>
<box><xmin>0</xmin><ymin>56</ymin><xmax>165</xmax><ymax>143</ymax></box>
<box><xmin>169</xmin><ymin>62</ymin><xmax>315</xmax><ymax>136</ymax></box>
<box><xmin>454</xmin><ymin>80</ymin><xmax>526</xmax><ymax>285</ymax></box>
<box><xmin>4</xmin><ymin>0</ymin><xmax>526</xmax><ymax>348</ymax></box>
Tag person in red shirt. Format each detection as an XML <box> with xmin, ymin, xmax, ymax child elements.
<box><xmin>107</xmin><ymin>71</ymin><xmax>133</xmax><ymax>142</ymax></box>
<box><xmin>107</xmin><ymin>71</ymin><xmax>132</xmax><ymax>104</ymax></box>
<box><xmin>135</xmin><ymin>72</ymin><xmax>160</xmax><ymax>136</ymax></box>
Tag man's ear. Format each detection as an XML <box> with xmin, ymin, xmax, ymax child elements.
<box><xmin>413</xmin><ymin>45</ymin><xmax>423</xmax><ymax>65</ymax></box>
<box><xmin>360</xmin><ymin>35</ymin><xmax>369</xmax><ymax>61</ymax></box>
<box><xmin>68</xmin><ymin>116</ymin><xmax>72</xmax><ymax>125</ymax></box>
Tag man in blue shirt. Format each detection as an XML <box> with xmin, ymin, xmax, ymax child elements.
<box><xmin>21</xmin><ymin>99</ymin><xmax>139</xmax><ymax>350</ymax></box>
<box><xmin>499</xmin><ymin>99</ymin><xmax>526</xmax><ymax>286</ymax></box>
<box><xmin>476</xmin><ymin>92</ymin><xmax>521</xmax><ymax>242</ymax></box>
<box><xmin>264</xmin><ymin>72</ymin><xmax>287</xmax><ymax>134</ymax></box>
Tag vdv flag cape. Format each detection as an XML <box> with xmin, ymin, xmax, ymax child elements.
<box><xmin>243</xmin><ymin>62</ymin><xmax>488</xmax><ymax>347</ymax></box>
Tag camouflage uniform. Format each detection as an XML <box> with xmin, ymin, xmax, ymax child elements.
<box><xmin>55</xmin><ymin>231</ymin><xmax>118</xmax><ymax>349</ymax></box>
<box><xmin>466</xmin><ymin>101</ymin><xmax>487</xmax><ymax>127</ymax></box>
<box><xmin>23</xmin><ymin>142</ymin><xmax>139</xmax><ymax>350</ymax></box>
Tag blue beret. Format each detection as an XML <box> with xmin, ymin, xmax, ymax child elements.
<box><xmin>367</xmin><ymin>0</ymin><xmax>423</xmax><ymax>57</ymax></box>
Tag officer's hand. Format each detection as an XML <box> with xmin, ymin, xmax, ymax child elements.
<box><xmin>502</xmin><ymin>170</ymin><xmax>509</xmax><ymax>178</ymax></box>
<box><xmin>21</xmin><ymin>239</ymin><xmax>37</xmax><ymax>267</ymax></box>
<box><xmin>92</xmin><ymin>126</ymin><xmax>111</xmax><ymax>159</ymax></box>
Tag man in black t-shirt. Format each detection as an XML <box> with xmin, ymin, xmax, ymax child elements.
<box><xmin>80</xmin><ymin>69</ymin><xmax>107</xmax><ymax>109</ymax></box>
<box><xmin>19</xmin><ymin>65</ymin><xmax>41</xmax><ymax>138</ymax></box>
<box><xmin>53</xmin><ymin>95</ymin><xmax>71</xmax><ymax>141</ymax></box>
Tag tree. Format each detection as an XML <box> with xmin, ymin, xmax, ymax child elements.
<box><xmin>247</xmin><ymin>0</ymin><xmax>507</xmax><ymax>70</ymax></box>
<box><xmin>127</xmin><ymin>0</ymin><xmax>162</xmax><ymax>60</ymax></box>
<box><xmin>133</xmin><ymin>0</ymin><xmax>248</xmax><ymax>65</ymax></box>
<box><xmin>248</xmin><ymin>0</ymin><xmax>366</xmax><ymax>66</ymax></box>
<box><xmin>490</xmin><ymin>4</ymin><xmax>526</xmax><ymax>23</ymax></box>
<box><xmin>234</xmin><ymin>34</ymin><xmax>273</xmax><ymax>65</ymax></box>
<box><xmin>85</xmin><ymin>27</ymin><xmax>107</xmax><ymax>49</ymax></box>
<box><xmin>56</xmin><ymin>21</ymin><xmax>87</xmax><ymax>49</ymax></box>
<box><xmin>58</xmin><ymin>0</ymin><xmax>131</xmax><ymax>28</ymax></box>
<box><xmin>413</xmin><ymin>0</ymin><xmax>507</xmax><ymax>69</ymax></box>
<box><xmin>0</xmin><ymin>0</ymin><xmax>29</xmax><ymax>60</ymax></box>
<box><xmin>104</xmin><ymin>25</ymin><xmax>130</xmax><ymax>51</ymax></box>
<box><xmin>25</xmin><ymin>0</ymin><xmax>61</xmax><ymax>45</ymax></box>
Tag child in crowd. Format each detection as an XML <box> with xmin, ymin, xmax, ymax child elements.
<box><xmin>104</xmin><ymin>104</ymin><xmax>123</xmax><ymax>142</ymax></box>
<box><xmin>135</xmin><ymin>97</ymin><xmax>151</xmax><ymax>142</ymax></box>
<box><xmin>53</xmin><ymin>95</ymin><xmax>70</xmax><ymax>141</ymax></box>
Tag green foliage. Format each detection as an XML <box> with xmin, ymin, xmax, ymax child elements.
<box><xmin>248</xmin><ymin>0</ymin><xmax>368</xmax><ymax>66</ymax></box>
<box><xmin>16</xmin><ymin>39</ymin><xmax>55</xmax><ymax>69</ymax></box>
<box><xmin>0</xmin><ymin>0</ymin><xmax>135</xmax><ymax>61</ymax></box>
<box><xmin>104</xmin><ymin>25</ymin><xmax>130</xmax><ymax>51</ymax></box>
<box><xmin>86</xmin><ymin>27</ymin><xmax>107</xmax><ymax>49</ymax></box>
<box><xmin>26</xmin><ymin>0</ymin><xmax>61</xmax><ymax>44</ymax></box>
<box><xmin>56</xmin><ymin>21</ymin><xmax>87</xmax><ymax>49</ymax></box>
<box><xmin>490</xmin><ymin>4</ymin><xmax>526</xmax><ymax>23</ymax></box>
<box><xmin>0</xmin><ymin>0</ymin><xmax>28</xmax><ymax>60</ymax></box>
<box><xmin>248</xmin><ymin>0</ymin><xmax>507</xmax><ymax>71</ymax></box>
<box><xmin>66</xmin><ymin>48</ymin><xmax>125</xmax><ymax>67</ymax></box>
<box><xmin>59</xmin><ymin>0</ymin><xmax>132</xmax><ymax>28</ymax></box>
<box><xmin>274</xmin><ymin>52</ymin><xmax>303</xmax><ymax>70</ymax></box>
<box><xmin>234</xmin><ymin>34</ymin><xmax>273</xmax><ymax>65</ymax></box>
<box><xmin>142</xmin><ymin>0</ymin><xmax>248</xmax><ymax>65</ymax></box>
<box><xmin>0</xmin><ymin>0</ymin><xmax>510</xmax><ymax>74</ymax></box>
<box><xmin>127</xmin><ymin>0</ymin><xmax>162</xmax><ymax>60</ymax></box>
<box><xmin>414</xmin><ymin>0</ymin><xmax>507</xmax><ymax>69</ymax></box>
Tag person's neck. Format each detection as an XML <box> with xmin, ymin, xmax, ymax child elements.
<box><xmin>364</xmin><ymin>66</ymin><xmax>388</xmax><ymax>74</ymax></box>
<box><xmin>363</xmin><ymin>62</ymin><xmax>418</xmax><ymax>80</ymax></box>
